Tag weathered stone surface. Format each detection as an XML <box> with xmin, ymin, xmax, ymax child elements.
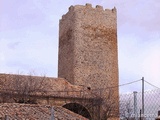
<box><xmin>58</xmin><ymin>4</ymin><xmax>119</xmax><ymax>119</ymax></box>
<box><xmin>58</xmin><ymin>4</ymin><xmax>118</xmax><ymax>96</ymax></box>
<box><xmin>0</xmin><ymin>73</ymin><xmax>92</xmax><ymax>99</ymax></box>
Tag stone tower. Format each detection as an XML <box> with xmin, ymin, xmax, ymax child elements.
<box><xmin>58</xmin><ymin>4</ymin><xmax>118</xmax><ymax>93</ymax></box>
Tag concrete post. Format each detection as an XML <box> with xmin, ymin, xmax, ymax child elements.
<box><xmin>51</xmin><ymin>107</ymin><xmax>54</xmax><ymax>120</ymax></box>
<box><xmin>133</xmin><ymin>91</ymin><xmax>138</xmax><ymax>120</ymax></box>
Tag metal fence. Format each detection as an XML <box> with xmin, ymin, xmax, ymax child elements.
<box><xmin>120</xmin><ymin>89</ymin><xmax>160</xmax><ymax>120</ymax></box>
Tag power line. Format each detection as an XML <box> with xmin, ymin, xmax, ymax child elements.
<box><xmin>92</xmin><ymin>79</ymin><xmax>142</xmax><ymax>90</ymax></box>
<box><xmin>92</xmin><ymin>79</ymin><xmax>160</xmax><ymax>91</ymax></box>
<box><xmin>144</xmin><ymin>80</ymin><xmax>160</xmax><ymax>89</ymax></box>
<box><xmin>119</xmin><ymin>79</ymin><xmax>141</xmax><ymax>87</ymax></box>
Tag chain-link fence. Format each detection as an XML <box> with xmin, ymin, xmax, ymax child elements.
<box><xmin>120</xmin><ymin>89</ymin><xmax>160</xmax><ymax>120</ymax></box>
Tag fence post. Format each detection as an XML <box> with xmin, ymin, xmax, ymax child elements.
<box><xmin>5</xmin><ymin>115</ymin><xmax>9</xmax><ymax>120</ymax></box>
<box><xmin>51</xmin><ymin>107</ymin><xmax>54</xmax><ymax>120</ymax></box>
<box><xmin>142</xmin><ymin>77</ymin><xmax>144</xmax><ymax>116</ymax></box>
<box><xmin>140</xmin><ymin>109</ymin><xmax>142</xmax><ymax>120</ymax></box>
<box><xmin>133</xmin><ymin>91</ymin><xmax>138</xmax><ymax>120</ymax></box>
<box><xmin>155</xmin><ymin>111</ymin><xmax>160</xmax><ymax>120</ymax></box>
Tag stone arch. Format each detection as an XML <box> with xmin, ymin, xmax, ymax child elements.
<box><xmin>62</xmin><ymin>103</ymin><xmax>92</xmax><ymax>120</ymax></box>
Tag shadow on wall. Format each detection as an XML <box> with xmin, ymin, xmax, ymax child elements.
<box><xmin>63</xmin><ymin>103</ymin><xmax>92</xmax><ymax>120</ymax></box>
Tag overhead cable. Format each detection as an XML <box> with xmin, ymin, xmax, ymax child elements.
<box><xmin>92</xmin><ymin>79</ymin><xmax>142</xmax><ymax>90</ymax></box>
<box><xmin>144</xmin><ymin>80</ymin><xmax>160</xmax><ymax>89</ymax></box>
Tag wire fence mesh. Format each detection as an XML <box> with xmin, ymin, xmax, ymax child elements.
<box><xmin>120</xmin><ymin>89</ymin><xmax>160</xmax><ymax>120</ymax></box>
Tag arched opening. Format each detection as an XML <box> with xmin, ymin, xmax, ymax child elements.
<box><xmin>63</xmin><ymin>103</ymin><xmax>91</xmax><ymax>120</ymax></box>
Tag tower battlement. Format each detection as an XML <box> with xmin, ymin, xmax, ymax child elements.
<box><xmin>68</xmin><ymin>3</ymin><xmax>116</xmax><ymax>13</ymax></box>
<box><xmin>61</xmin><ymin>3</ymin><xmax>116</xmax><ymax>21</ymax></box>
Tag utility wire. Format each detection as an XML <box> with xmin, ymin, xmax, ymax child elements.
<box><xmin>92</xmin><ymin>79</ymin><xmax>142</xmax><ymax>90</ymax></box>
<box><xmin>92</xmin><ymin>79</ymin><xmax>160</xmax><ymax>91</ymax></box>
<box><xmin>119</xmin><ymin>79</ymin><xmax>141</xmax><ymax>87</ymax></box>
<box><xmin>144</xmin><ymin>80</ymin><xmax>160</xmax><ymax>89</ymax></box>
<box><xmin>95</xmin><ymin>79</ymin><xmax>160</xmax><ymax>91</ymax></box>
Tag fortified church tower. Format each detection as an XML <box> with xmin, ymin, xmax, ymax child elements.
<box><xmin>58</xmin><ymin>3</ymin><xmax>118</xmax><ymax>95</ymax></box>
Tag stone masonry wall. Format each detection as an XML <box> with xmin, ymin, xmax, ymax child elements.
<box><xmin>58</xmin><ymin>8</ymin><xmax>76</xmax><ymax>84</ymax></box>
<box><xmin>58</xmin><ymin>3</ymin><xmax>118</xmax><ymax>92</ymax></box>
<box><xmin>0</xmin><ymin>73</ymin><xmax>93</xmax><ymax>100</ymax></box>
<box><xmin>58</xmin><ymin>4</ymin><xmax>119</xmax><ymax>118</ymax></box>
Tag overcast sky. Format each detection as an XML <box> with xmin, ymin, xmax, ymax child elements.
<box><xmin>0</xmin><ymin>0</ymin><xmax>160</xmax><ymax>93</ymax></box>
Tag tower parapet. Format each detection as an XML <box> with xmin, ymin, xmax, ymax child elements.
<box><xmin>67</xmin><ymin>3</ymin><xmax>116</xmax><ymax>13</ymax></box>
<box><xmin>61</xmin><ymin>3</ymin><xmax>116</xmax><ymax>22</ymax></box>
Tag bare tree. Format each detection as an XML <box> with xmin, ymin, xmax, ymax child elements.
<box><xmin>119</xmin><ymin>99</ymin><xmax>134</xmax><ymax>120</ymax></box>
<box><xmin>98</xmin><ymin>88</ymin><xmax>119</xmax><ymax>120</ymax></box>
<box><xmin>0</xmin><ymin>73</ymin><xmax>51</xmax><ymax>104</ymax></box>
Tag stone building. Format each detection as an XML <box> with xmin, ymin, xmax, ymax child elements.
<box><xmin>58</xmin><ymin>3</ymin><xmax>119</xmax><ymax>119</ymax></box>
<box><xmin>0</xmin><ymin>3</ymin><xmax>119</xmax><ymax>120</ymax></box>
<box><xmin>58</xmin><ymin>3</ymin><xmax>118</xmax><ymax>91</ymax></box>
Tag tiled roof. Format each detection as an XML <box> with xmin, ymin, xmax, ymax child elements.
<box><xmin>0</xmin><ymin>103</ymin><xmax>89</xmax><ymax>120</ymax></box>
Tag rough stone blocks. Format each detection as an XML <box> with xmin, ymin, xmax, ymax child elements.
<box><xmin>58</xmin><ymin>4</ymin><xmax>118</xmax><ymax>91</ymax></box>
